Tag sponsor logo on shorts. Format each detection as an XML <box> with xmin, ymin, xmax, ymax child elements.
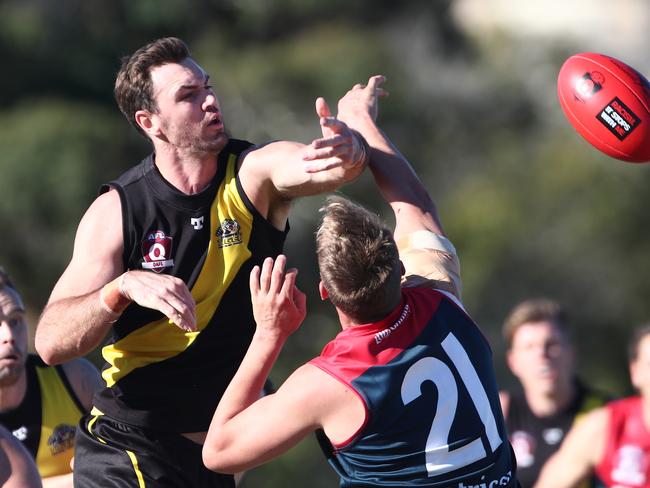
<box><xmin>48</xmin><ymin>424</ymin><xmax>76</xmax><ymax>455</ymax></box>
<box><xmin>597</xmin><ymin>97</ymin><xmax>641</xmax><ymax>141</ymax></box>
<box><xmin>216</xmin><ymin>218</ymin><xmax>242</xmax><ymax>248</ymax></box>
<box><xmin>141</xmin><ymin>230</ymin><xmax>174</xmax><ymax>272</ymax></box>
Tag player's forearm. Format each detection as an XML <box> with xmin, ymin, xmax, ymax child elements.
<box><xmin>290</xmin><ymin>137</ymin><xmax>368</xmax><ymax>197</ymax></box>
<box><xmin>212</xmin><ymin>330</ymin><xmax>285</xmax><ymax>425</ymax></box>
<box><xmin>35</xmin><ymin>292</ymin><xmax>114</xmax><ymax>365</ymax></box>
<box><xmin>348</xmin><ymin>115</ymin><xmax>444</xmax><ymax>234</ymax></box>
<box><xmin>204</xmin><ymin>331</ymin><xmax>286</xmax><ymax>467</ymax></box>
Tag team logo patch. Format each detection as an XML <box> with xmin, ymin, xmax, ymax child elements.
<box><xmin>597</xmin><ymin>96</ymin><xmax>641</xmax><ymax>141</ymax></box>
<box><xmin>216</xmin><ymin>218</ymin><xmax>242</xmax><ymax>248</ymax></box>
<box><xmin>510</xmin><ymin>430</ymin><xmax>536</xmax><ymax>468</ymax></box>
<box><xmin>141</xmin><ymin>230</ymin><xmax>174</xmax><ymax>272</ymax></box>
<box><xmin>612</xmin><ymin>444</ymin><xmax>648</xmax><ymax>485</ymax></box>
<box><xmin>542</xmin><ymin>427</ymin><xmax>564</xmax><ymax>445</ymax></box>
<box><xmin>48</xmin><ymin>424</ymin><xmax>76</xmax><ymax>455</ymax></box>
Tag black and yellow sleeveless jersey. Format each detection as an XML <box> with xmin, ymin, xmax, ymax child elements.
<box><xmin>0</xmin><ymin>355</ymin><xmax>84</xmax><ymax>478</ymax></box>
<box><xmin>506</xmin><ymin>380</ymin><xmax>610</xmax><ymax>487</ymax></box>
<box><xmin>94</xmin><ymin>138</ymin><xmax>288</xmax><ymax>433</ymax></box>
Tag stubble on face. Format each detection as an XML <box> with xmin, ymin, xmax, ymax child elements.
<box><xmin>160</xmin><ymin>116</ymin><xmax>228</xmax><ymax>156</ymax></box>
<box><xmin>151</xmin><ymin>59</ymin><xmax>229</xmax><ymax>157</ymax></box>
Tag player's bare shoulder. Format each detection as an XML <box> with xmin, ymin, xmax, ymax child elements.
<box><xmin>48</xmin><ymin>189</ymin><xmax>124</xmax><ymax>303</ymax></box>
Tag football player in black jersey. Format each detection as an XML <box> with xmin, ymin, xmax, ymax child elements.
<box><xmin>34</xmin><ymin>37</ymin><xmax>368</xmax><ymax>487</ymax></box>
<box><xmin>500</xmin><ymin>298</ymin><xmax>609</xmax><ymax>487</ymax></box>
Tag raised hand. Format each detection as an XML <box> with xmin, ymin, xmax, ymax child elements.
<box><xmin>249</xmin><ymin>255</ymin><xmax>306</xmax><ymax>339</ymax></box>
<box><xmin>302</xmin><ymin>97</ymin><xmax>366</xmax><ymax>173</ymax></box>
<box><xmin>337</xmin><ymin>75</ymin><xmax>389</xmax><ymax>124</ymax></box>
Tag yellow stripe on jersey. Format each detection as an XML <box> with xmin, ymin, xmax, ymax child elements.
<box><xmin>102</xmin><ymin>154</ymin><xmax>253</xmax><ymax>387</ymax></box>
<box><xmin>35</xmin><ymin>366</ymin><xmax>84</xmax><ymax>478</ymax></box>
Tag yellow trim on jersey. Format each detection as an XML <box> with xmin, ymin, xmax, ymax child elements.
<box><xmin>34</xmin><ymin>366</ymin><xmax>84</xmax><ymax>478</ymax></box>
<box><xmin>102</xmin><ymin>154</ymin><xmax>253</xmax><ymax>387</ymax></box>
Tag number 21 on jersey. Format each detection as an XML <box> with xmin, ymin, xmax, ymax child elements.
<box><xmin>401</xmin><ymin>332</ymin><xmax>503</xmax><ymax>477</ymax></box>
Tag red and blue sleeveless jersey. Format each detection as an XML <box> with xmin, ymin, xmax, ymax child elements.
<box><xmin>596</xmin><ymin>396</ymin><xmax>650</xmax><ymax>488</ymax></box>
<box><xmin>310</xmin><ymin>287</ymin><xmax>518</xmax><ymax>487</ymax></box>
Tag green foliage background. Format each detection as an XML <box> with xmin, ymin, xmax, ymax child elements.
<box><xmin>1</xmin><ymin>1</ymin><xmax>649</xmax><ymax>485</ymax></box>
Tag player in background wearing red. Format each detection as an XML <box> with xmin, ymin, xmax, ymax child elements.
<box><xmin>535</xmin><ymin>325</ymin><xmax>650</xmax><ymax>488</ymax></box>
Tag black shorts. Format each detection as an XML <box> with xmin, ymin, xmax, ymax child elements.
<box><xmin>74</xmin><ymin>413</ymin><xmax>235</xmax><ymax>488</ymax></box>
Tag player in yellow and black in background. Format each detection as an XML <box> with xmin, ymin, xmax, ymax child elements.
<box><xmin>0</xmin><ymin>268</ymin><xmax>102</xmax><ymax>487</ymax></box>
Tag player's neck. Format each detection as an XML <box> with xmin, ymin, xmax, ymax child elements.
<box><xmin>154</xmin><ymin>146</ymin><xmax>219</xmax><ymax>195</ymax></box>
<box><xmin>0</xmin><ymin>371</ymin><xmax>27</xmax><ymax>413</ymax></box>
<box><xmin>525</xmin><ymin>380</ymin><xmax>575</xmax><ymax>417</ymax></box>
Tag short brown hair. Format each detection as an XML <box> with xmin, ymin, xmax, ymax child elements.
<box><xmin>316</xmin><ymin>196</ymin><xmax>401</xmax><ymax>323</ymax></box>
<box><xmin>0</xmin><ymin>268</ymin><xmax>16</xmax><ymax>293</ymax></box>
<box><xmin>628</xmin><ymin>325</ymin><xmax>650</xmax><ymax>363</ymax></box>
<box><xmin>114</xmin><ymin>37</ymin><xmax>190</xmax><ymax>137</ymax></box>
<box><xmin>502</xmin><ymin>298</ymin><xmax>568</xmax><ymax>347</ymax></box>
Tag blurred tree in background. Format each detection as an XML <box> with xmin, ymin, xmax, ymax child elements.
<box><xmin>1</xmin><ymin>0</ymin><xmax>649</xmax><ymax>485</ymax></box>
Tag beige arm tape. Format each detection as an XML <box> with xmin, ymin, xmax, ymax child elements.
<box><xmin>397</xmin><ymin>230</ymin><xmax>462</xmax><ymax>300</ymax></box>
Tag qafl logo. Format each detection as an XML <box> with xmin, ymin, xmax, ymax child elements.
<box><xmin>141</xmin><ymin>230</ymin><xmax>174</xmax><ymax>273</ymax></box>
<box><xmin>574</xmin><ymin>71</ymin><xmax>604</xmax><ymax>99</ymax></box>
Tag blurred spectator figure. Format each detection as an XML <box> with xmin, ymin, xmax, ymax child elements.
<box><xmin>499</xmin><ymin>298</ymin><xmax>609</xmax><ymax>487</ymax></box>
<box><xmin>0</xmin><ymin>424</ymin><xmax>42</xmax><ymax>488</ymax></box>
<box><xmin>0</xmin><ymin>268</ymin><xmax>102</xmax><ymax>487</ymax></box>
<box><xmin>535</xmin><ymin>325</ymin><xmax>650</xmax><ymax>488</ymax></box>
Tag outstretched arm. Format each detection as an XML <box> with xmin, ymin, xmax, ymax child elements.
<box><xmin>337</xmin><ymin>76</ymin><xmax>461</xmax><ymax>299</ymax></box>
<box><xmin>337</xmin><ymin>76</ymin><xmax>443</xmax><ymax>240</ymax></box>
<box><xmin>237</xmin><ymin>98</ymin><xmax>369</xmax><ymax>230</ymax></box>
<box><xmin>203</xmin><ymin>255</ymin><xmax>367</xmax><ymax>473</ymax></box>
<box><xmin>203</xmin><ymin>255</ymin><xmax>310</xmax><ymax>472</ymax></box>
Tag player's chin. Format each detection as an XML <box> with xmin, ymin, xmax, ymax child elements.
<box><xmin>200</xmin><ymin>132</ymin><xmax>229</xmax><ymax>152</ymax></box>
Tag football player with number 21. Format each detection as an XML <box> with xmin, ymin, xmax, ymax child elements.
<box><xmin>203</xmin><ymin>76</ymin><xmax>520</xmax><ymax>487</ymax></box>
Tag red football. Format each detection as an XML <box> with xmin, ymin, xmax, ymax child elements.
<box><xmin>557</xmin><ymin>52</ymin><xmax>650</xmax><ymax>162</ymax></box>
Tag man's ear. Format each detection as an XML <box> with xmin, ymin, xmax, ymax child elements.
<box><xmin>319</xmin><ymin>280</ymin><xmax>329</xmax><ymax>301</ymax></box>
<box><xmin>399</xmin><ymin>260</ymin><xmax>406</xmax><ymax>277</ymax></box>
<box><xmin>135</xmin><ymin>110</ymin><xmax>160</xmax><ymax>138</ymax></box>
